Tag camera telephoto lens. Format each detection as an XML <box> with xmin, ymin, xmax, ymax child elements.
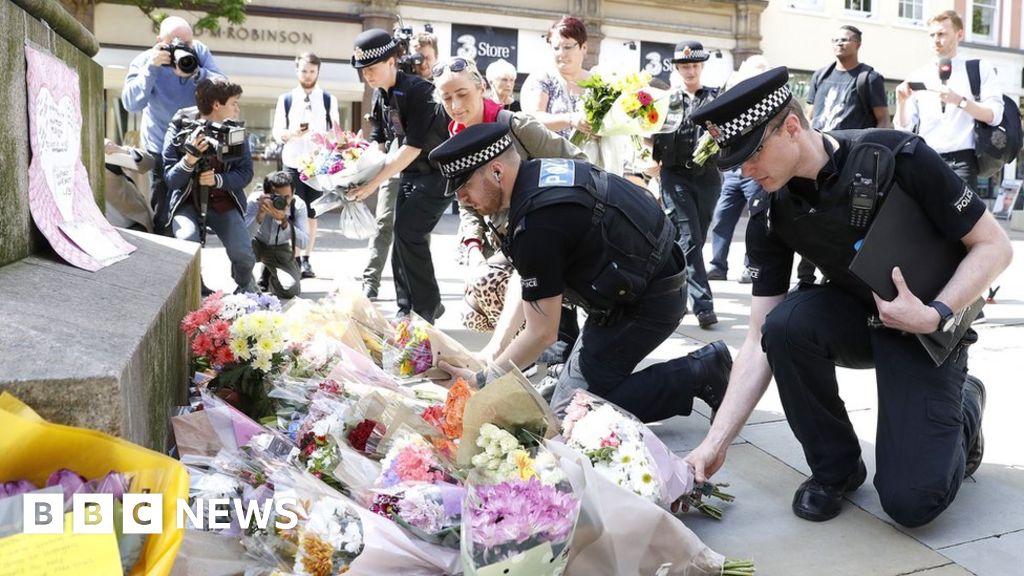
<box><xmin>271</xmin><ymin>194</ymin><xmax>288</xmax><ymax>210</ymax></box>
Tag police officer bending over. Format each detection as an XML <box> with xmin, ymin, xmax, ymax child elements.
<box><xmin>685</xmin><ymin>68</ymin><xmax>1012</xmax><ymax>527</ymax></box>
<box><xmin>429</xmin><ymin>123</ymin><xmax>733</xmax><ymax>424</ymax></box>
<box><xmin>348</xmin><ymin>29</ymin><xmax>451</xmax><ymax>324</ymax></box>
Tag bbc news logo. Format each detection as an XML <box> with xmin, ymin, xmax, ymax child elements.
<box><xmin>22</xmin><ymin>494</ymin><xmax>301</xmax><ymax>534</ymax></box>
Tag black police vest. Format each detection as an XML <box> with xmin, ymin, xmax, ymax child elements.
<box><xmin>652</xmin><ymin>87</ymin><xmax>719</xmax><ymax>169</ymax></box>
<box><xmin>762</xmin><ymin>129</ymin><xmax>920</xmax><ymax>303</ymax></box>
<box><xmin>507</xmin><ymin>160</ymin><xmax>678</xmax><ymax>312</ymax></box>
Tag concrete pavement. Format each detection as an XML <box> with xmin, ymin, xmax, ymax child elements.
<box><xmin>200</xmin><ymin>209</ymin><xmax>1024</xmax><ymax>576</ymax></box>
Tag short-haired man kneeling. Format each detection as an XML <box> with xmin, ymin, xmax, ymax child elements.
<box><xmin>246</xmin><ymin>170</ymin><xmax>310</xmax><ymax>299</ymax></box>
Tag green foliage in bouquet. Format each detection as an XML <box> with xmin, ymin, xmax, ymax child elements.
<box><xmin>571</xmin><ymin>73</ymin><xmax>619</xmax><ymax>147</ymax></box>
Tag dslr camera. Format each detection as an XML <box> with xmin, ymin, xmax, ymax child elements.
<box><xmin>392</xmin><ymin>18</ymin><xmax>432</xmax><ymax>75</ymax></box>
<box><xmin>161</xmin><ymin>38</ymin><xmax>199</xmax><ymax>75</ymax></box>
<box><xmin>173</xmin><ymin>117</ymin><xmax>247</xmax><ymax>164</ymax></box>
<box><xmin>269</xmin><ymin>193</ymin><xmax>289</xmax><ymax>210</ymax></box>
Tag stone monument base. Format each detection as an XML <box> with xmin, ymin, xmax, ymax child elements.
<box><xmin>0</xmin><ymin>230</ymin><xmax>200</xmax><ymax>451</ymax></box>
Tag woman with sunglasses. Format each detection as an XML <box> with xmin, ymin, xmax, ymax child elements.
<box><xmin>433</xmin><ymin>57</ymin><xmax>586</xmax><ymax>367</ymax></box>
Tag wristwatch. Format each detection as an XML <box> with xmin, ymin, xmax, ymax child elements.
<box><xmin>957</xmin><ymin>97</ymin><xmax>969</xmax><ymax>110</ymax></box>
<box><xmin>927</xmin><ymin>300</ymin><xmax>956</xmax><ymax>333</ymax></box>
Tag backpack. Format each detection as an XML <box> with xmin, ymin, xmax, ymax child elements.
<box><xmin>284</xmin><ymin>91</ymin><xmax>333</xmax><ymax>130</ymax></box>
<box><xmin>811</xmin><ymin>62</ymin><xmax>875</xmax><ymax>126</ymax></box>
<box><xmin>966</xmin><ymin>59</ymin><xmax>1023</xmax><ymax>178</ymax></box>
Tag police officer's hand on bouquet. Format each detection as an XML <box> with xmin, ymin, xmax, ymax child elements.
<box><xmin>872</xmin><ymin>266</ymin><xmax>941</xmax><ymax>334</ymax></box>
<box><xmin>684</xmin><ymin>438</ymin><xmax>728</xmax><ymax>485</ymax></box>
<box><xmin>347</xmin><ymin>181</ymin><xmax>377</xmax><ymax>202</ymax></box>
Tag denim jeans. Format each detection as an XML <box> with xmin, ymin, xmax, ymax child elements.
<box><xmin>173</xmin><ymin>204</ymin><xmax>257</xmax><ymax>293</ymax></box>
<box><xmin>550</xmin><ymin>288</ymin><xmax>705</xmax><ymax>423</ymax></box>
<box><xmin>709</xmin><ymin>168</ymin><xmax>762</xmax><ymax>273</ymax></box>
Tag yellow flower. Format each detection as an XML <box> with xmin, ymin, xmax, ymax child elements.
<box><xmin>256</xmin><ymin>337</ymin><xmax>277</xmax><ymax>356</ymax></box>
<box><xmin>512</xmin><ymin>450</ymin><xmax>536</xmax><ymax>481</ymax></box>
<box><xmin>620</xmin><ymin>95</ymin><xmax>642</xmax><ymax>114</ymax></box>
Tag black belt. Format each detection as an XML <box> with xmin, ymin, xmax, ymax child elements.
<box><xmin>644</xmin><ymin>268</ymin><xmax>686</xmax><ymax>297</ymax></box>
<box><xmin>939</xmin><ymin>149</ymin><xmax>975</xmax><ymax>162</ymax></box>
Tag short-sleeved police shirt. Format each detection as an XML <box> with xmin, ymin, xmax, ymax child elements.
<box><xmin>807</xmin><ymin>64</ymin><xmax>887</xmax><ymax>130</ymax></box>
<box><xmin>746</xmin><ymin>131</ymin><xmax>987</xmax><ymax>298</ymax></box>
<box><xmin>510</xmin><ymin>203</ymin><xmax>598</xmax><ymax>302</ymax></box>
<box><xmin>369</xmin><ymin>70</ymin><xmax>448</xmax><ymax>152</ymax></box>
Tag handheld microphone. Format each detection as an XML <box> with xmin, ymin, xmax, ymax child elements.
<box><xmin>938</xmin><ymin>58</ymin><xmax>952</xmax><ymax>112</ymax></box>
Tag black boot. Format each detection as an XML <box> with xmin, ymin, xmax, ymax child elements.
<box><xmin>690</xmin><ymin>341</ymin><xmax>732</xmax><ymax>416</ymax></box>
<box><xmin>792</xmin><ymin>459</ymin><xmax>867</xmax><ymax>522</ymax></box>
<box><xmin>963</xmin><ymin>375</ymin><xmax>986</xmax><ymax>478</ymax></box>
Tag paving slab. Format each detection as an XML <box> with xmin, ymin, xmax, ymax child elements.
<box><xmin>686</xmin><ymin>443</ymin><xmax>958</xmax><ymax>576</ymax></box>
<box><xmin>940</xmin><ymin>529</ymin><xmax>1024</xmax><ymax>576</ymax></box>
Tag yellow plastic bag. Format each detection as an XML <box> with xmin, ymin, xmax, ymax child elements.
<box><xmin>0</xmin><ymin>392</ymin><xmax>189</xmax><ymax>576</ymax></box>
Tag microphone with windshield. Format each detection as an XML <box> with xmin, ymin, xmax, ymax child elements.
<box><xmin>938</xmin><ymin>58</ymin><xmax>952</xmax><ymax>112</ymax></box>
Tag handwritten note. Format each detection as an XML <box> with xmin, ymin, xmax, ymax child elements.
<box><xmin>0</xmin><ymin>513</ymin><xmax>122</xmax><ymax>576</ymax></box>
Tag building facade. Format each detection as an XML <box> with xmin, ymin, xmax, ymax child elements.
<box><xmin>92</xmin><ymin>0</ymin><xmax>769</xmax><ymax>168</ymax></box>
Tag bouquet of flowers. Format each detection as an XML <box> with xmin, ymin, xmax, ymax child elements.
<box><xmin>182</xmin><ymin>292</ymin><xmax>288</xmax><ymax>419</ymax></box>
<box><xmin>366</xmin><ymin>481</ymin><xmax>465</xmax><ymax>548</ymax></box>
<box><xmin>571</xmin><ymin>71</ymin><xmax>669</xmax><ymax>146</ymax></box>
<box><xmin>562</xmin><ymin>390</ymin><xmax>735</xmax><ymax>518</ymax></box>
<box><xmin>692</xmin><ymin>132</ymin><xmax>720</xmax><ymax>167</ymax></box>
<box><xmin>461</xmin><ymin>433</ymin><xmax>580</xmax><ymax>576</ymax></box>
<box><xmin>387</xmin><ymin>317</ymin><xmax>433</xmax><ymax>378</ymax></box>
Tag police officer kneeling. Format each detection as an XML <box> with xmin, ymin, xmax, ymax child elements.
<box><xmin>684</xmin><ymin>67</ymin><xmax>1013</xmax><ymax>527</ymax></box>
<box><xmin>429</xmin><ymin>123</ymin><xmax>733</xmax><ymax>424</ymax></box>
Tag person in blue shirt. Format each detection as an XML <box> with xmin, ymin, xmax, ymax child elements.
<box><xmin>121</xmin><ymin>16</ymin><xmax>224</xmax><ymax>233</ymax></box>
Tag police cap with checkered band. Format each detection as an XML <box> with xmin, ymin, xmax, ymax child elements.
<box><xmin>690</xmin><ymin>66</ymin><xmax>793</xmax><ymax>170</ymax></box>
<box><xmin>429</xmin><ymin>122</ymin><xmax>514</xmax><ymax>197</ymax></box>
<box><xmin>671</xmin><ymin>40</ymin><xmax>711</xmax><ymax>63</ymax></box>
<box><xmin>351</xmin><ymin>29</ymin><xmax>399</xmax><ymax>69</ymax></box>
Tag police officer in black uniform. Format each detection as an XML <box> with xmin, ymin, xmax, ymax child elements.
<box><xmin>348</xmin><ymin>29</ymin><xmax>451</xmax><ymax>323</ymax></box>
<box><xmin>684</xmin><ymin>67</ymin><xmax>1012</xmax><ymax>527</ymax></box>
<box><xmin>428</xmin><ymin>123</ymin><xmax>733</xmax><ymax>423</ymax></box>
<box><xmin>652</xmin><ymin>40</ymin><xmax>722</xmax><ymax>329</ymax></box>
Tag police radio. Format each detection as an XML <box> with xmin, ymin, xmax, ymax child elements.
<box><xmin>849</xmin><ymin>173</ymin><xmax>878</xmax><ymax>229</ymax></box>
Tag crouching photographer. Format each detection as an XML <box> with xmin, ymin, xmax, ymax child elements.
<box><xmin>164</xmin><ymin>77</ymin><xmax>257</xmax><ymax>293</ymax></box>
<box><xmin>246</xmin><ymin>171</ymin><xmax>309</xmax><ymax>299</ymax></box>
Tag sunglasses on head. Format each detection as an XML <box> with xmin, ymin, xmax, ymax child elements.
<box><xmin>432</xmin><ymin>58</ymin><xmax>470</xmax><ymax>78</ymax></box>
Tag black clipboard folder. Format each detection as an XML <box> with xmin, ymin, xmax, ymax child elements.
<box><xmin>849</xmin><ymin>185</ymin><xmax>983</xmax><ymax>366</ymax></box>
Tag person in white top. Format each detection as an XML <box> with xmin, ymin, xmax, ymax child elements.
<box><xmin>894</xmin><ymin>9</ymin><xmax>1004</xmax><ymax>192</ymax></box>
<box><xmin>272</xmin><ymin>52</ymin><xmax>342</xmax><ymax>279</ymax></box>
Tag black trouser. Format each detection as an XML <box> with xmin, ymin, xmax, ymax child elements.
<box><xmin>940</xmin><ymin>149</ymin><xmax>979</xmax><ymax>194</ymax></box>
<box><xmin>253</xmin><ymin>239</ymin><xmax>301</xmax><ymax>299</ymax></box>
<box><xmin>392</xmin><ymin>171</ymin><xmax>449</xmax><ymax>322</ymax></box>
<box><xmin>550</xmin><ymin>286</ymin><xmax>708</xmax><ymax>423</ymax></box>
<box><xmin>660</xmin><ymin>166</ymin><xmax>720</xmax><ymax>315</ymax></box>
<box><xmin>149</xmin><ymin>149</ymin><xmax>172</xmax><ymax>235</ymax></box>
<box><xmin>762</xmin><ymin>284</ymin><xmax>977</xmax><ymax>527</ymax></box>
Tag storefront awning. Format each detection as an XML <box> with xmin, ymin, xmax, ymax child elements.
<box><xmin>94</xmin><ymin>46</ymin><xmax>366</xmax><ymax>102</ymax></box>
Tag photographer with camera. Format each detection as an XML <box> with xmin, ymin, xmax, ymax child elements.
<box><xmin>122</xmin><ymin>16</ymin><xmax>224</xmax><ymax>234</ymax></box>
<box><xmin>409</xmin><ymin>31</ymin><xmax>439</xmax><ymax>81</ymax></box>
<box><xmin>348</xmin><ymin>29</ymin><xmax>451</xmax><ymax>324</ymax></box>
<box><xmin>164</xmin><ymin>77</ymin><xmax>257</xmax><ymax>294</ymax></box>
<box><xmin>246</xmin><ymin>171</ymin><xmax>309</xmax><ymax>299</ymax></box>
